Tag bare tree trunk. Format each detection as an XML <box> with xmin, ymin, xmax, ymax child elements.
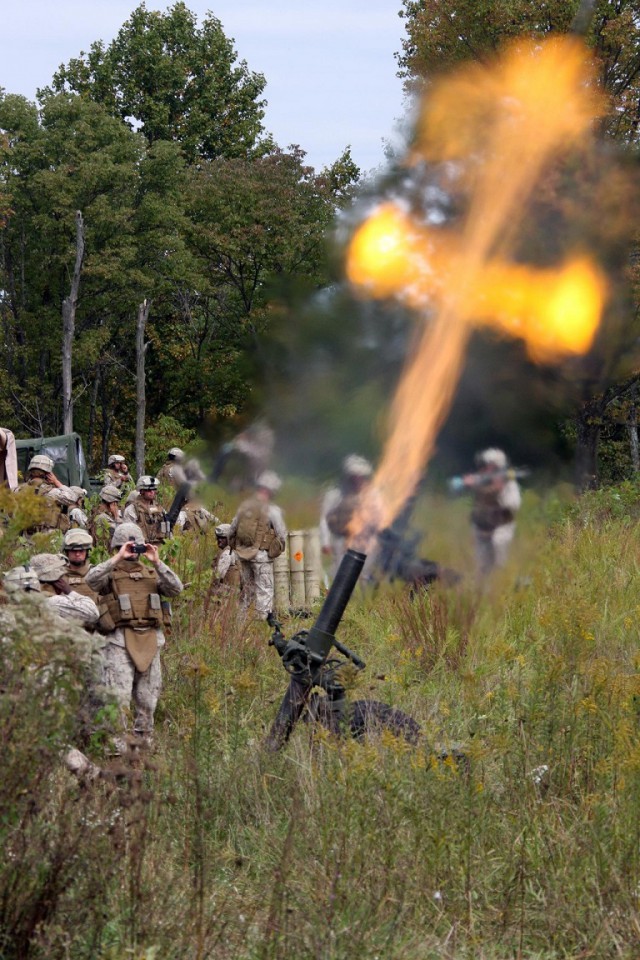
<box><xmin>87</xmin><ymin>367</ymin><xmax>101</xmax><ymax>471</ymax></box>
<box><xmin>135</xmin><ymin>299</ymin><xmax>151</xmax><ymax>479</ymax></box>
<box><xmin>628</xmin><ymin>403</ymin><xmax>640</xmax><ymax>472</ymax></box>
<box><xmin>61</xmin><ymin>211</ymin><xmax>85</xmax><ymax>435</ymax></box>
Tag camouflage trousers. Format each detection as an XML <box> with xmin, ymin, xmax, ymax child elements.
<box><xmin>102</xmin><ymin>643</ymin><xmax>162</xmax><ymax>737</ymax></box>
<box><xmin>239</xmin><ymin>556</ymin><xmax>274</xmax><ymax>620</ymax></box>
<box><xmin>473</xmin><ymin>522</ymin><xmax>515</xmax><ymax>579</ymax></box>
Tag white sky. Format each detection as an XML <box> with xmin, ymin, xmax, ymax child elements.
<box><xmin>0</xmin><ymin>0</ymin><xmax>410</xmax><ymax>174</ymax></box>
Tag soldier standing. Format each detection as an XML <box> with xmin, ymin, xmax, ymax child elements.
<box><xmin>90</xmin><ymin>484</ymin><xmax>123</xmax><ymax>546</ymax></box>
<box><xmin>68</xmin><ymin>486</ymin><xmax>89</xmax><ymax>529</ymax></box>
<box><xmin>123</xmin><ymin>475</ymin><xmax>169</xmax><ymax>544</ymax></box>
<box><xmin>61</xmin><ymin>528</ymin><xmax>99</xmax><ymax>604</ymax></box>
<box><xmin>214</xmin><ymin>523</ymin><xmax>240</xmax><ymax>590</ymax></box>
<box><xmin>463</xmin><ymin>448</ymin><xmax>522</xmax><ymax>578</ymax></box>
<box><xmin>320</xmin><ymin>455</ymin><xmax>373</xmax><ymax>579</ymax></box>
<box><xmin>17</xmin><ymin>454</ymin><xmax>78</xmax><ymax>535</ymax></box>
<box><xmin>85</xmin><ymin>522</ymin><xmax>183</xmax><ymax>746</ymax></box>
<box><xmin>229</xmin><ymin>471</ymin><xmax>286</xmax><ymax>619</ymax></box>
<box><xmin>102</xmin><ymin>454</ymin><xmax>133</xmax><ymax>491</ymax></box>
<box><xmin>156</xmin><ymin>447</ymin><xmax>186</xmax><ymax>488</ymax></box>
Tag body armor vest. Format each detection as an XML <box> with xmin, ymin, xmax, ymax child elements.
<box><xmin>234</xmin><ymin>497</ymin><xmax>279</xmax><ymax>560</ymax></box>
<box><xmin>96</xmin><ymin>560</ymin><xmax>171</xmax><ymax>671</ymax></box>
<box><xmin>325</xmin><ymin>492</ymin><xmax>359</xmax><ymax>537</ymax></box>
<box><xmin>132</xmin><ymin>500</ymin><xmax>169</xmax><ymax>544</ymax></box>
<box><xmin>471</xmin><ymin>489</ymin><xmax>514</xmax><ymax>533</ymax></box>
<box><xmin>181</xmin><ymin>505</ymin><xmax>210</xmax><ymax>533</ymax></box>
<box><xmin>63</xmin><ymin>561</ymin><xmax>98</xmax><ymax>603</ymax></box>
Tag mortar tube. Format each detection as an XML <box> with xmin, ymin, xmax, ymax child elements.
<box><xmin>264</xmin><ymin>548</ymin><xmax>366</xmax><ymax>751</ymax></box>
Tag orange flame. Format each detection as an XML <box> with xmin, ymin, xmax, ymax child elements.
<box><xmin>346</xmin><ymin>36</ymin><xmax>606</xmax><ymax>546</ymax></box>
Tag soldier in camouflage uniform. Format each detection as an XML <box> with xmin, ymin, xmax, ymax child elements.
<box><xmin>17</xmin><ymin>454</ymin><xmax>78</xmax><ymax>535</ymax></box>
<box><xmin>463</xmin><ymin>448</ymin><xmax>522</xmax><ymax>579</ymax></box>
<box><xmin>229</xmin><ymin>471</ymin><xmax>286</xmax><ymax>619</ymax></box>
<box><xmin>61</xmin><ymin>528</ymin><xmax>98</xmax><ymax>604</ymax></box>
<box><xmin>102</xmin><ymin>454</ymin><xmax>132</xmax><ymax>491</ymax></box>
<box><xmin>85</xmin><ymin>523</ymin><xmax>183</xmax><ymax>746</ymax></box>
<box><xmin>123</xmin><ymin>475</ymin><xmax>169</xmax><ymax>545</ymax></box>
<box><xmin>29</xmin><ymin>553</ymin><xmax>100</xmax><ymax>627</ymax></box>
<box><xmin>156</xmin><ymin>447</ymin><xmax>186</xmax><ymax>489</ymax></box>
<box><xmin>90</xmin><ymin>484</ymin><xmax>123</xmax><ymax>548</ymax></box>
<box><xmin>68</xmin><ymin>486</ymin><xmax>89</xmax><ymax>529</ymax></box>
<box><xmin>320</xmin><ymin>455</ymin><xmax>373</xmax><ymax>580</ymax></box>
<box><xmin>214</xmin><ymin>523</ymin><xmax>240</xmax><ymax>590</ymax></box>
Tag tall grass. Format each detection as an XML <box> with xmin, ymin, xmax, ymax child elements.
<box><xmin>4</xmin><ymin>483</ymin><xmax>640</xmax><ymax>957</ymax></box>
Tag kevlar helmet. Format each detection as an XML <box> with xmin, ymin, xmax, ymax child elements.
<box><xmin>27</xmin><ymin>454</ymin><xmax>54</xmax><ymax>474</ymax></box>
<box><xmin>136</xmin><ymin>475</ymin><xmax>159</xmax><ymax>491</ymax></box>
<box><xmin>107</xmin><ymin>454</ymin><xmax>126</xmax><ymax>467</ymax></box>
<box><xmin>3</xmin><ymin>565</ymin><xmax>41</xmax><ymax>594</ymax></box>
<box><xmin>111</xmin><ymin>523</ymin><xmax>145</xmax><ymax>549</ymax></box>
<box><xmin>475</xmin><ymin>448</ymin><xmax>508</xmax><ymax>470</ymax></box>
<box><xmin>69</xmin><ymin>485</ymin><xmax>87</xmax><ymax>502</ymax></box>
<box><xmin>167</xmin><ymin>447</ymin><xmax>185</xmax><ymax>461</ymax></box>
<box><xmin>342</xmin><ymin>454</ymin><xmax>373</xmax><ymax>478</ymax></box>
<box><xmin>100</xmin><ymin>484</ymin><xmax>122</xmax><ymax>503</ymax></box>
<box><xmin>63</xmin><ymin>529</ymin><xmax>94</xmax><ymax>551</ymax></box>
<box><xmin>215</xmin><ymin>523</ymin><xmax>232</xmax><ymax>539</ymax></box>
<box><xmin>30</xmin><ymin>553</ymin><xmax>69</xmax><ymax>583</ymax></box>
<box><xmin>255</xmin><ymin>470</ymin><xmax>281</xmax><ymax>493</ymax></box>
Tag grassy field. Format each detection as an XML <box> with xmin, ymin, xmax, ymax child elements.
<box><xmin>3</xmin><ymin>481</ymin><xmax>640</xmax><ymax>958</ymax></box>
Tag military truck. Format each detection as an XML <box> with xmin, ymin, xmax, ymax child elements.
<box><xmin>14</xmin><ymin>432</ymin><xmax>96</xmax><ymax>490</ymax></box>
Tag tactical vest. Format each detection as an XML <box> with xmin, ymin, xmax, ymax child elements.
<box><xmin>96</xmin><ymin>559</ymin><xmax>171</xmax><ymax>671</ymax></box>
<box><xmin>325</xmin><ymin>492</ymin><xmax>359</xmax><ymax>538</ymax></box>
<box><xmin>63</xmin><ymin>561</ymin><xmax>98</xmax><ymax>603</ymax></box>
<box><xmin>234</xmin><ymin>497</ymin><xmax>280</xmax><ymax>560</ymax></box>
<box><xmin>471</xmin><ymin>489</ymin><xmax>514</xmax><ymax>533</ymax></box>
<box><xmin>17</xmin><ymin>478</ymin><xmax>69</xmax><ymax>533</ymax></box>
<box><xmin>133</xmin><ymin>500</ymin><xmax>169</xmax><ymax>544</ymax></box>
<box><xmin>181</xmin><ymin>505</ymin><xmax>210</xmax><ymax>534</ymax></box>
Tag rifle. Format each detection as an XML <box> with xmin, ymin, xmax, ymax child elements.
<box><xmin>448</xmin><ymin>467</ymin><xmax>529</xmax><ymax>494</ymax></box>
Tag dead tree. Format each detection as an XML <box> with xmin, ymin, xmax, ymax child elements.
<box><xmin>135</xmin><ymin>299</ymin><xmax>151</xmax><ymax>479</ymax></box>
<box><xmin>61</xmin><ymin>211</ymin><xmax>85</xmax><ymax>435</ymax></box>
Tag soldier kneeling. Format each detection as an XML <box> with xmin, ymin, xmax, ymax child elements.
<box><xmin>85</xmin><ymin>523</ymin><xmax>183</xmax><ymax>749</ymax></box>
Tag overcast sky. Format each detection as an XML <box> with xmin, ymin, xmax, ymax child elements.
<box><xmin>0</xmin><ymin>0</ymin><xmax>410</xmax><ymax>174</ymax></box>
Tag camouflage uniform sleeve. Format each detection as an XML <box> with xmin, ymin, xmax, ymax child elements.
<box><xmin>46</xmin><ymin>592</ymin><xmax>99</xmax><ymax>625</ymax></box>
<box><xmin>216</xmin><ymin>548</ymin><xmax>233</xmax><ymax>580</ymax></box>
<box><xmin>122</xmin><ymin>502</ymin><xmax>138</xmax><ymax>524</ymax></box>
<box><xmin>319</xmin><ymin>487</ymin><xmax>341</xmax><ymax>548</ymax></box>
<box><xmin>84</xmin><ymin>557</ymin><xmax>117</xmax><ymax>591</ymax></box>
<box><xmin>268</xmin><ymin>504</ymin><xmax>287</xmax><ymax>541</ymax></box>
<box><xmin>498</xmin><ymin>480</ymin><xmax>522</xmax><ymax>513</ymax></box>
<box><xmin>155</xmin><ymin>561</ymin><xmax>183</xmax><ymax>597</ymax></box>
<box><xmin>48</xmin><ymin>485</ymin><xmax>78</xmax><ymax>506</ymax></box>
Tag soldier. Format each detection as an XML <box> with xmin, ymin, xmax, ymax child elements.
<box><xmin>90</xmin><ymin>484</ymin><xmax>123</xmax><ymax>547</ymax></box>
<box><xmin>320</xmin><ymin>455</ymin><xmax>373</xmax><ymax>579</ymax></box>
<box><xmin>229</xmin><ymin>471</ymin><xmax>286</xmax><ymax>619</ymax></box>
<box><xmin>177</xmin><ymin>494</ymin><xmax>217</xmax><ymax>535</ymax></box>
<box><xmin>102</xmin><ymin>454</ymin><xmax>132</xmax><ymax>490</ymax></box>
<box><xmin>85</xmin><ymin>522</ymin><xmax>183</xmax><ymax>746</ymax></box>
<box><xmin>17</xmin><ymin>454</ymin><xmax>78</xmax><ymax>535</ymax></box>
<box><xmin>29</xmin><ymin>553</ymin><xmax>100</xmax><ymax>627</ymax></box>
<box><xmin>123</xmin><ymin>475</ymin><xmax>169</xmax><ymax>544</ymax></box>
<box><xmin>68</xmin><ymin>486</ymin><xmax>89</xmax><ymax>529</ymax></box>
<box><xmin>156</xmin><ymin>447</ymin><xmax>186</xmax><ymax>489</ymax></box>
<box><xmin>462</xmin><ymin>448</ymin><xmax>522</xmax><ymax>578</ymax></box>
<box><xmin>61</xmin><ymin>528</ymin><xmax>98</xmax><ymax>603</ymax></box>
<box><xmin>214</xmin><ymin>523</ymin><xmax>240</xmax><ymax>590</ymax></box>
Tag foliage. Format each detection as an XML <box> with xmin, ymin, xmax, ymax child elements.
<box><xmin>47</xmin><ymin>1</ymin><xmax>267</xmax><ymax>162</ymax></box>
<box><xmin>4</xmin><ymin>489</ymin><xmax>640</xmax><ymax>955</ymax></box>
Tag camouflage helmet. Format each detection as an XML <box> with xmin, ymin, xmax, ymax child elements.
<box><xmin>111</xmin><ymin>522</ymin><xmax>145</xmax><ymax>549</ymax></box>
<box><xmin>475</xmin><ymin>448</ymin><xmax>508</xmax><ymax>470</ymax></box>
<box><xmin>30</xmin><ymin>553</ymin><xmax>69</xmax><ymax>583</ymax></box>
<box><xmin>342</xmin><ymin>454</ymin><xmax>373</xmax><ymax>478</ymax></box>
<box><xmin>27</xmin><ymin>454</ymin><xmax>54</xmax><ymax>474</ymax></box>
<box><xmin>100</xmin><ymin>484</ymin><xmax>122</xmax><ymax>503</ymax></box>
<box><xmin>215</xmin><ymin>523</ymin><xmax>232</xmax><ymax>539</ymax></box>
<box><xmin>107</xmin><ymin>454</ymin><xmax>126</xmax><ymax>467</ymax></box>
<box><xmin>3</xmin><ymin>565</ymin><xmax>41</xmax><ymax>594</ymax></box>
<box><xmin>255</xmin><ymin>470</ymin><xmax>282</xmax><ymax>493</ymax></box>
<box><xmin>62</xmin><ymin>528</ymin><xmax>93</xmax><ymax>551</ymax></box>
<box><xmin>136</xmin><ymin>475</ymin><xmax>159</xmax><ymax>491</ymax></box>
<box><xmin>167</xmin><ymin>447</ymin><xmax>185</xmax><ymax>461</ymax></box>
<box><xmin>69</xmin><ymin>485</ymin><xmax>87</xmax><ymax>502</ymax></box>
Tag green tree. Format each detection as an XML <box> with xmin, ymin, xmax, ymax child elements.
<box><xmin>47</xmin><ymin>1</ymin><xmax>267</xmax><ymax>162</ymax></box>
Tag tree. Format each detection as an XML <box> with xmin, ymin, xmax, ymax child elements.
<box><xmin>47</xmin><ymin>2</ymin><xmax>267</xmax><ymax>162</ymax></box>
